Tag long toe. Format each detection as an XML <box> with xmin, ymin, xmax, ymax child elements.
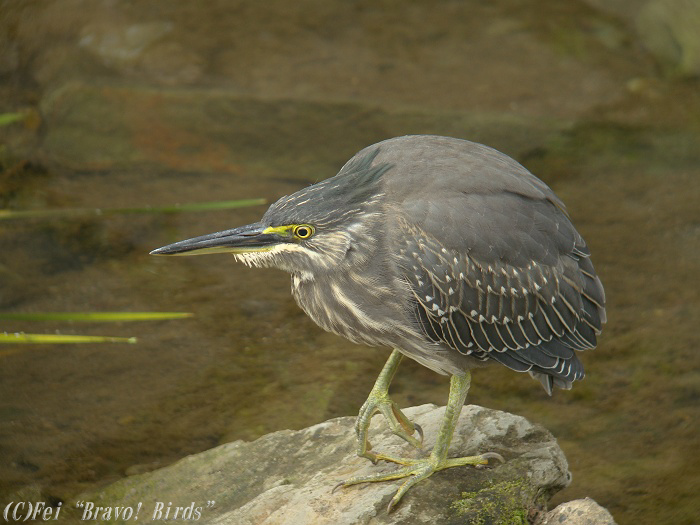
<box><xmin>337</xmin><ymin>452</ymin><xmax>496</xmax><ymax>512</ymax></box>
<box><xmin>355</xmin><ymin>394</ymin><xmax>422</xmax><ymax>461</ymax></box>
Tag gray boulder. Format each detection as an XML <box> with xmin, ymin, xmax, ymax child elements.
<box><xmin>540</xmin><ymin>497</ymin><xmax>618</xmax><ymax>525</ymax></box>
<box><xmin>64</xmin><ymin>404</ymin><xmax>610</xmax><ymax>524</ymax></box>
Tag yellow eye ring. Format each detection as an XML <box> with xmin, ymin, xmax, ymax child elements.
<box><xmin>293</xmin><ymin>224</ymin><xmax>315</xmax><ymax>240</ymax></box>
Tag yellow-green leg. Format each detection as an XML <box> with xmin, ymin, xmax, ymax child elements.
<box><xmin>341</xmin><ymin>371</ymin><xmax>504</xmax><ymax>512</ymax></box>
<box><xmin>355</xmin><ymin>349</ymin><xmax>423</xmax><ymax>463</ymax></box>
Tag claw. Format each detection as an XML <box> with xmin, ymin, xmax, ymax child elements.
<box><xmin>360</xmin><ymin>449</ymin><xmax>380</xmax><ymax>464</ymax></box>
<box><xmin>482</xmin><ymin>451</ymin><xmax>505</xmax><ymax>463</ymax></box>
<box><xmin>473</xmin><ymin>452</ymin><xmax>504</xmax><ymax>469</ymax></box>
<box><xmin>414</xmin><ymin>422</ymin><xmax>424</xmax><ymax>446</ymax></box>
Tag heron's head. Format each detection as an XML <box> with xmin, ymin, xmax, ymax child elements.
<box><xmin>150</xmin><ymin>149</ymin><xmax>392</xmax><ymax>278</ymax></box>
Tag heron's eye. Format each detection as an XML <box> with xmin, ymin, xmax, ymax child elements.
<box><xmin>293</xmin><ymin>224</ymin><xmax>315</xmax><ymax>240</ymax></box>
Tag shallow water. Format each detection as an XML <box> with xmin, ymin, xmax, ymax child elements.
<box><xmin>1</xmin><ymin>2</ymin><xmax>699</xmax><ymax>524</ymax></box>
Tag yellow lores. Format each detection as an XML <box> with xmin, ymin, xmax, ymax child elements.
<box><xmin>263</xmin><ymin>224</ymin><xmax>315</xmax><ymax>240</ymax></box>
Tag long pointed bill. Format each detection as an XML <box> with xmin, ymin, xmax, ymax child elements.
<box><xmin>150</xmin><ymin>222</ymin><xmax>287</xmax><ymax>256</ymax></box>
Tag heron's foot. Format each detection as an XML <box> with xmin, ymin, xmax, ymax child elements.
<box><xmin>336</xmin><ymin>451</ymin><xmax>504</xmax><ymax>512</ymax></box>
<box><xmin>355</xmin><ymin>390</ymin><xmax>423</xmax><ymax>462</ymax></box>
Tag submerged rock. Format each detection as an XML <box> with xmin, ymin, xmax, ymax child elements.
<box><xmin>60</xmin><ymin>403</ymin><xmax>619</xmax><ymax>524</ymax></box>
<box><xmin>37</xmin><ymin>82</ymin><xmax>567</xmax><ymax>175</ymax></box>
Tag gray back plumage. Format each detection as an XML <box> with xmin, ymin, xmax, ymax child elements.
<box><xmin>283</xmin><ymin>135</ymin><xmax>606</xmax><ymax>393</ymax></box>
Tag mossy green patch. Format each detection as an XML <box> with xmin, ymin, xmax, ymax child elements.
<box><xmin>451</xmin><ymin>478</ymin><xmax>531</xmax><ymax>525</ymax></box>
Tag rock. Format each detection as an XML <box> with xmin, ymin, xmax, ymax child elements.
<box><xmin>636</xmin><ymin>0</ymin><xmax>700</xmax><ymax>77</ymax></box>
<box><xmin>78</xmin><ymin>20</ymin><xmax>204</xmax><ymax>85</ymax></box>
<box><xmin>79</xmin><ymin>21</ymin><xmax>174</xmax><ymax>67</ymax></box>
<box><xmin>38</xmin><ymin>82</ymin><xmax>568</xmax><ymax>175</ymax></box>
<box><xmin>64</xmin><ymin>404</ymin><xmax>578</xmax><ymax>524</ymax></box>
<box><xmin>539</xmin><ymin>497</ymin><xmax>618</xmax><ymax>525</ymax></box>
<box><xmin>136</xmin><ymin>42</ymin><xmax>204</xmax><ymax>85</ymax></box>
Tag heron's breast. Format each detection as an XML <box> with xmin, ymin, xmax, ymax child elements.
<box><xmin>290</xmin><ymin>272</ymin><xmax>410</xmax><ymax>346</ymax></box>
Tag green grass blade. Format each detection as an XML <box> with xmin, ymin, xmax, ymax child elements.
<box><xmin>0</xmin><ymin>198</ymin><xmax>266</xmax><ymax>220</ymax></box>
<box><xmin>0</xmin><ymin>312</ymin><xmax>193</xmax><ymax>322</ymax></box>
<box><xmin>0</xmin><ymin>333</ymin><xmax>137</xmax><ymax>344</ymax></box>
<box><xmin>0</xmin><ymin>112</ymin><xmax>27</xmax><ymax>127</ymax></box>
<box><xmin>141</xmin><ymin>198</ymin><xmax>267</xmax><ymax>213</ymax></box>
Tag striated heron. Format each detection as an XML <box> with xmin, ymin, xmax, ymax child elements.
<box><xmin>151</xmin><ymin>135</ymin><xmax>606</xmax><ymax>511</ymax></box>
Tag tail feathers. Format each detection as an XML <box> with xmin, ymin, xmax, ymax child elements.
<box><xmin>528</xmin><ymin>370</ymin><xmax>574</xmax><ymax>396</ymax></box>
